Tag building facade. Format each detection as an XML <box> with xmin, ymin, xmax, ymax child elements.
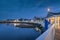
<box><xmin>46</xmin><ymin>12</ymin><xmax>60</xmax><ymax>29</ymax></box>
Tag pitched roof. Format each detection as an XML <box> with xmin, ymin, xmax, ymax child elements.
<box><xmin>46</xmin><ymin>12</ymin><xmax>60</xmax><ymax>18</ymax></box>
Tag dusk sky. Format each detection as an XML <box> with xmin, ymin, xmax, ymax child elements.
<box><xmin>0</xmin><ymin>0</ymin><xmax>60</xmax><ymax>19</ymax></box>
<box><xmin>0</xmin><ymin>0</ymin><xmax>60</xmax><ymax>40</ymax></box>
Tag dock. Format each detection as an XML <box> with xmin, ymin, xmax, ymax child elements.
<box><xmin>54</xmin><ymin>28</ymin><xmax>60</xmax><ymax>40</ymax></box>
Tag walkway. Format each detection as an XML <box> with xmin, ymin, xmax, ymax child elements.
<box><xmin>54</xmin><ymin>28</ymin><xmax>60</xmax><ymax>40</ymax></box>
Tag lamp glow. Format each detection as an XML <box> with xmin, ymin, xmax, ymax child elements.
<box><xmin>48</xmin><ymin>8</ymin><xmax>50</xmax><ymax>12</ymax></box>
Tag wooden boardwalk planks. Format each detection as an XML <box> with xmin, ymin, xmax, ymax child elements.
<box><xmin>54</xmin><ymin>28</ymin><xmax>60</xmax><ymax>40</ymax></box>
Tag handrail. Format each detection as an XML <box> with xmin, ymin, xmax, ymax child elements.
<box><xmin>36</xmin><ymin>24</ymin><xmax>55</xmax><ymax>40</ymax></box>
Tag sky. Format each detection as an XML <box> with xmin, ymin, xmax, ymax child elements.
<box><xmin>0</xmin><ymin>0</ymin><xmax>60</xmax><ymax>40</ymax></box>
<box><xmin>0</xmin><ymin>0</ymin><xmax>60</xmax><ymax>19</ymax></box>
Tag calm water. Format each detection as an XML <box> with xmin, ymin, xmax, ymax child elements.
<box><xmin>0</xmin><ymin>24</ymin><xmax>40</xmax><ymax>40</ymax></box>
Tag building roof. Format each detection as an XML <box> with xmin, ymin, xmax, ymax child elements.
<box><xmin>46</xmin><ymin>12</ymin><xmax>60</xmax><ymax>18</ymax></box>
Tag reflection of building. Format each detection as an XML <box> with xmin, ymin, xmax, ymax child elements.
<box><xmin>46</xmin><ymin>12</ymin><xmax>60</xmax><ymax>29</ymax></box>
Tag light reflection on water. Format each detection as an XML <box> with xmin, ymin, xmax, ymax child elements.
<box><xmin>0</xmin><ymin>24</ymin><xmax>40</xmax><ymax>40</ymax></box>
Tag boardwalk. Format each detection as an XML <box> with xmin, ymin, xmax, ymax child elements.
<box><xmin>54</xmin><ymin>28</ymin><xmax>60</xmax><ymax>40</ymax></box>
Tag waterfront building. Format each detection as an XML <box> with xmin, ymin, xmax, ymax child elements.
<box><xmin>46</xmin><ymin>12</ymin><xmax>60</xmax><ymax>29</ymax></box>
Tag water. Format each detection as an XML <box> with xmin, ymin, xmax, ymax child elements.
<box><xmin>0</xmin><ymin>24</ymin><xmax>40</xmax><ymax>40</ymax></box>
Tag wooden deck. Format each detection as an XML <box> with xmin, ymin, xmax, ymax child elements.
<box><xmin>54</xmin><ymin>28</ymin><xmax>60</xmax><ymax>40</ymax></box>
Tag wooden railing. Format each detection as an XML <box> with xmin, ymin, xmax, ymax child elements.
<box><xmin>36</xmin><ymin>24</ymin><xmax>55</xmax><ymax>40</ymax></box>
